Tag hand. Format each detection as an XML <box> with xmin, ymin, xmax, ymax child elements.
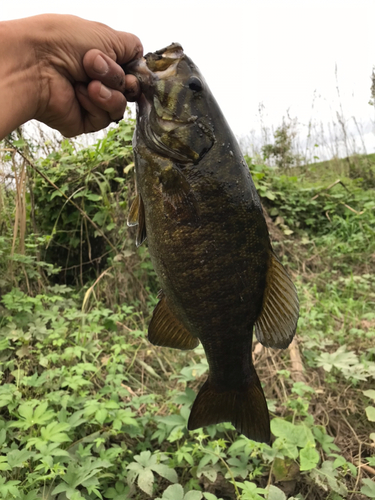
<box><xmin>0</xmin><ymin>14</ymin><xmax>143</xmax><ymax>139</ymax></box>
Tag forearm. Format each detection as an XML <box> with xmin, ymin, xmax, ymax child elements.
<box><xmin>0</xmin><ymin>18</ymin><xmax>41</xmax><ymax>139</ymax></box>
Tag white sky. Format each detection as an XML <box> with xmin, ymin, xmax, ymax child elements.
<box><xmin>2</xmin><ymin>0</ymin><xmax>375</xmax><ymax>156</ymax></box>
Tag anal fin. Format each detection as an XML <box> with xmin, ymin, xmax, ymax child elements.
<box><xmin>255</xmin><ymin>253</ymin><xmax>299</xmax><ymax>349</ymax></box>
<box><xmin>148</xmin><ymin>291</ymin><xmax>199</xmax><ymax>350</ymax></box>
<box><xmin>127</xmin><ymin>193</ymin><xmax>147</xmax><ymax>246</ymax></box>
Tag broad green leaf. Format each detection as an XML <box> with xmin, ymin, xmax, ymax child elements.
<box><xmin>201</xmin><ymin>467</ymin><xmax>217</xmax><ymax>483</ymax></box>
<box><xmin>273</xmin><ymin>437</ymin><xmax>299</xmax><ymax>460</ymax></box>
<box><xmin>361</xmin><ymin>478</ymin><xmax>375</xmax><ymax>498</ymax></box>
<box><xmin>365</xmin><ymin>406</ymin><xmax>375</xmax><ymax>422</ymax></box>
<box><xmin>18</xmin><ymin>403</ymin><xmax>34</xmax><ymax>422</ymax></box>
<box><xmin>151</xmin><ymin>463</ymin><xmax>178</xmax><ymax>483</ymax></box>
<box><xmin>7</xmin><ymin>449</ymin><xmax>34</xmax><ymax>468</ymax></box>
<box><xmin>185</xmin><ymin>491</ymin><xmax>203</xmax><ymax>500</ymax></box>
<box><xmin>156</xmin><ymin>484</ymin><xmax>184</xmax><ymax>500</ymax></box>
<box><xmin>299</xmin><ymin>445</ymin><xmax>319</xmax><ymax>471</ymax></box>
<box><xmin>363</xmin><ymin>389</ymin><xmax>375</xmax><ymax>401</ymax></box>
<box><xmin>95</xmin><ymin>409</ymin><xmax>108</xmax><ymax>425</ymax></box>
<box><xmin>0</xmin><ymin>456</ymin><xmax>11</xmax><ymax>472</ymax></box>
<box><xmin>271</xmin><ymin>419</ymin><xmax>314</xmax><ymax>448</ymax></box>
<box><xmin>134</xmin><ymin>450</ymin><xmax>155</xmax><ymax>467</ymax></box>
<box><xmin>315</xmin><ymin>346</ymin><xmax>358</xmax><ymax>373</ymax></box>
<box><xmin>203</xmin><ymin>494</ymin><xmax>219</xmax><ymax>500</ymax></box>
<box><xmin>137</xmin><ymin>468</ymin><xmax>154</xmax><ymax>496</ymax></box>
<box><xmin>268</xmin><ymin>485</ymin><xmax>287</xmax><ymax>500</ymax></box>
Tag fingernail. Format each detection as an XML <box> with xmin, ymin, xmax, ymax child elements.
<box><xmin>99</xmin><ymin>84</ymin><xmax>112</xmax><ymax>99</ymax></box>
<box><xmin>93</xmin><ymin>55</ymin><xmax>109</xmax><ymax>75</ymax></box>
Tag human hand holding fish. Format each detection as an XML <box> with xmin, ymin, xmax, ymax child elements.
<box><xmin>0</xmin><ymin>14</ymin><xmax>142</xmax><ymax>140</ymax></box>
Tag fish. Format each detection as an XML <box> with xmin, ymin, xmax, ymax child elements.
<box><xmin>125</xmin><ymin>43</ymin><xmax>299</xmax><ymax>443</ymax></box>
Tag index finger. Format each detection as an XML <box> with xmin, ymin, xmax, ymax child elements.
<box><xmin>107</xmin><ymin>30</ymin><xmax>143</xmax><ymax>65</ymax></box>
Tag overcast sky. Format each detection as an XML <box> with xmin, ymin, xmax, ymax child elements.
<box><xmin>2</xmin><ymin>0</ymin><xmax>375</xmax><ymax>156</ymax></box>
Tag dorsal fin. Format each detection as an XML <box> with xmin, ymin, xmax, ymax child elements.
<box><xmin>127</xmin><ymin>193</ymin><xmax>147</xmax><ymax>246</ymax></box>
<box><xmin>149</xmin><ymin>291</ymin><xmax>199</xmax><ymax>350</ymax></box>
<box><xmin>255</xmin><ymin>253</ymin><xmax>299</xmax><ymax>349</ymax></box>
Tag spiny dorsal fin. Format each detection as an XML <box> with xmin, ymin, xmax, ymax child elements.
<box><xmin>255</xmin><ymin>253</ymin><xmax>299</xmax><ymax>349</ymax></box>
<box><xmin>127</xmin><ymin>194</ymin><xmax>147</xmax><ymax>246</ymax></box>
<box><xmin>148</xmin><ymin>291</ymin><xmax>199</xmax><ymax>350</ymax></box>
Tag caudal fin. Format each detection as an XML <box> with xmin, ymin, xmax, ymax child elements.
<box><xmin>187</xmin><ymin>369</ymin><xmax>270</xmax><ymax>443</ymax></box>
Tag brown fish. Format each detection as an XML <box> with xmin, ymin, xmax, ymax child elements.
<box><xmin>126</xmin><ymin>44</ymin><xmax>299</xmax><ymax>442</ymax></box>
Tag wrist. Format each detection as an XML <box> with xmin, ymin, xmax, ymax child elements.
<box><xmin>0</xmin><ymin>17</ymin><xmax>42</xmax><ymax>138</ymax></box>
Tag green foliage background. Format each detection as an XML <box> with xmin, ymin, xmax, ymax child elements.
<box><xmin>0</xmin><ymin>122</ymin><xmax>374</xmax><ymax>500</ymax></box>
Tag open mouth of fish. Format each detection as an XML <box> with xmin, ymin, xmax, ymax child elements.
<box><xmin>125</xmin><ymin>44</ymin><xmax>197</xmax><ymax>130</ymax></box>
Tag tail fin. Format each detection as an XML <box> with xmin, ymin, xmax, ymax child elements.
<box><xmin>187</xmin><ymin>369</ymin><xmax>270</xmax><ymax>443</ymax></box>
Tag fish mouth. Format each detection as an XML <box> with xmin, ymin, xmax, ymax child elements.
<box><xmin>124</xmin><ymin>43</ymin><xmax>184</xmax><ymax>91</ymax></box>
<box><xmin>125</xmin><ymin>44</ymin><xmax>195</xmax><ymax>130</ymax></box>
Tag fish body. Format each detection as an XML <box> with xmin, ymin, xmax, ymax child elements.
<box><xmin>126</xmin><ymin>44</ymin><xmax>299</xmax><ymax>442</ymax></box>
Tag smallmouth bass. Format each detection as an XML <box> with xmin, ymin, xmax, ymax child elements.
<box><xmin>126</xmin><ymin>44</ymin><xmax>299</xmax><ymax>442</ymax></box>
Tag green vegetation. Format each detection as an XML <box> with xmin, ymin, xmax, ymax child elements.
<box><xmin>0</xmin><ymin>122</ymin><xmax>374</xmax><ymax>499</ymax></box>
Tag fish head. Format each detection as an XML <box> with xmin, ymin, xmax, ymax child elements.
<box><xmin>126</xmin><ymin>43</ymin><xmax>215</xmax><ymax>163</ymax></box>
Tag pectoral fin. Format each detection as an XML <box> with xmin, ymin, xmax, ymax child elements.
<box><xmin>149</xmin><ymin>291</ymin><xmax>199</xmax><ymax>350</ymax></box>
<box><xmin>127</xmin><ymin>194</ymin><xmax>147</xmax><ymax>246</ymax></box>
<box><xmin>159</xmin><ymin>166</ymin><xmax>199</xmax><ymax>222</ymax></box>
<box><xmin>255</xmin><ymin>253</ymin><xmax>299</xmax><ymax>349</ymax></box>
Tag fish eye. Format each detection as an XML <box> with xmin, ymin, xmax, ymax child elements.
<box><xmin>188</xmin><ymin>76</ymin><xmax>203</xmax><ymax>92</ymax></box>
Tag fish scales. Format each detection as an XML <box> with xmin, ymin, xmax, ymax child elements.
<box><xmin>126</xmin><ymin>43</ymin><xmax>299</xmax><ymax>442</ymax></box>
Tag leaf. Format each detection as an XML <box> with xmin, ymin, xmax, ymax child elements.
<box><xmin>157</xmin><ymin>415</ymin><xmax>186</xmax><ymax>427</ymax></box>
<box><xmin>299</xmin><ymin>445</ymin><xmax>319</xmax><ymax>471</ymax></box>
<box><xmin>363</xmin><ymin>389</ymin><xmax>375</xmax><ymax>401</ymax></box>
<box><xmin>151</xmin><ymin>463</ymin><xmax>178</xmax><ymax>483</ymax></box>
<box><xmin>311</xmin><ymin>461</ymin><xmax>347</xmax><ymax>496</ymax></box>
<box><xmin>134</xmin><ymin>450</ymin><xmax>154</xmax><ymax>467</ymax></box>
<box><xmin>156</xmin><ymin>484</ymin><xmax>184</xmax><ymax>500</ymax></box>
<box><xmin>361</xmin><ymin>478</ymin><xmax>375</xmax><ymax>498</ymax></box>
<box><xmin>271</xmin><ymin>418</ymin><xmax>314</xmax><ymax>449</ymax></box>
<box><xmin>185</xmin><ymin>491</ymin><xmax>203</xmax><ymax>500</ymax></box>
<box><xmin>7</xmin><ymin>449</ymin><xmax>34</xmax><ymax>468</ymax></box>
<box><xmin>86</xmin><ymin>193</ymin><xmax>102</xmax><ymax>201</ymax></box>
<box><xmin>95</xmin><ymin>409</ymin><xmax>108</xmax><ymax>425</ymax></box>
<box><xmin>201</xmin><ymin>467</ymin><xmax>217</xmax><ymax>483</ymax></box>
<box><xmin>268</xmin><ymin>485</ymin><xmax>287</xmax><ymax>500</ymax></box>
<box><xmin>365</xmin><ymin>406</ymin><xmax>375</xmax><ymax>422</ymax></box>
<box><xmin>272</xmin><ymin>457</ymin><xmax>300</xmax><ymax>482</ymax></box>
<box><xmin>40</xmin><ymin>422</ymin><xmax>71</xmax><ymax>443</ymax></box>
<box><xmin>137</xmin><ymin>468</ymin><xmax>154</xmax><ymax>496</ymax></box>
<box><xmin>315</xmin><ymin>346</ymin><xmax>358</xmax><ymax>373</ymax></box>
<box><xmin>0</xmin><ymin>456</ymin><xmax>11</xmax><ymax>472</ymax></box>
<box><xmin>18</xmin><ymin>403</ymin><xmax>34</xmax><ymax>422</ymax></box>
